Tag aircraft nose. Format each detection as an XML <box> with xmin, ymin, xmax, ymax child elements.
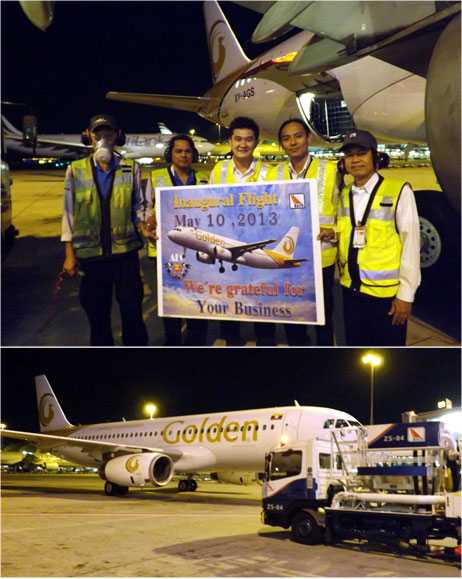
<box><xmin>167</xmin><ymin>230</ymin><xmax>178</xmax><ymax>242</ymax></box>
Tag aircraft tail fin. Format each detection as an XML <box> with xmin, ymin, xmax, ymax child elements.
<box><xmin>158</xmin><ymin>122</ymin><xmax>173</xmax><ymax>135</ymax></box>
<box><xmin>274</xmin><ymin>226</ymin><xmax>300</xmax><ymax>257</ymax></box>
<box><xmin>204</xmin><ymin>1</ymin><xmax>250</xmax><ymax>85</ymax></box>
<box><xmin>35</xmin><ymin>375</ymin><xmax>73</xmax><ymax>432</ymax></box>
<box><xmin>1</xmin><ymin>115</ymin><xmax>22</xmax><ymax>136</ymax></box>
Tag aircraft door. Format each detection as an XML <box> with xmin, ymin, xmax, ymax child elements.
<box><xmin>282</xmin><ymin>410</ymin><xmax>302</xmax><ymax>444</ymax></box>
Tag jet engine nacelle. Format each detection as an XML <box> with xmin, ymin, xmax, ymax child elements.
<box><xmin>211</xmin><ymin>471</ymin><xmax>264</xmax><ymax>486</ymax></box>
<box><xmin>196</xmin><ymin>251</ymin><xmax>215</xmax><ymax>265</ymax></box>
<box><xmin>101</xmin><ymin>453</ymin><xmax>174</xmax><ymax>488</ymax></box>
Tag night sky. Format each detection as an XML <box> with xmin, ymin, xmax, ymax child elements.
<box><xmin>1</xmin><ymin>1</ymin><xmax>277</xmax><ymax>140</ymax></box>
<box><xmin>1</xmin><ymin>348</ymin><xmax>460</xmax><ymax>432</ymax></box>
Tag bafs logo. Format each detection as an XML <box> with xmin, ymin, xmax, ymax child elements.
<box><xmin>408</xmin><ymin>427</ymin><xmax>426</xmax><ymax>443</ymax></box>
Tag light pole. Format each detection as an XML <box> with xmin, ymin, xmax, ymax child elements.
<box><xmin>361</xmin><ymin>353</ymin><xmax>382</xmax><ymax>425</ymax></box>
<box><xmin>144</xmin><ymin>404</ymin><xmax>157</xmax><ymax>420</ymax></box>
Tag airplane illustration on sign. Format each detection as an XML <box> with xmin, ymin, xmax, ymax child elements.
<box><xmin>167</xmin><ymin>226</ymin><xmax>308</xmax><ymax>272</ymax></box>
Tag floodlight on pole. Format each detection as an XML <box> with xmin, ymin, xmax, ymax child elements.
<box><xmin>361</xmin><ymin>353</ymin><xmax>382</xmax><ymax>425</ymax></box>
<box><xmin>144</xmin><ymin>404</ymin><xmax>157</xmax><ymax>420</ymax></box>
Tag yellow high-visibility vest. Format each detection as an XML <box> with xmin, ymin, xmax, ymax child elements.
<box><xmin>266</xmin><ymin>158</ymin><xmax>339</xmax><ymax>268</ymax></box>
<box><xmin>71</xmin><ymin>157</ymin><xmax>142</xmax><ymax>259</ymax></box>
<box><xmin>147</xmin><ymin>167</ymin><xmax>209</xmax><ymax>258</ymax></box>
<box><xmin>337</xmin><ymin>176</ymin><xmax>407</xmax><ymax>298</ymax></box>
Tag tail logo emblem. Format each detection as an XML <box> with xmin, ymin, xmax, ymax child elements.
<box><xmin>39</xmin><ymin>394</ymin><xmax>55</xmax><ymax>427</ymax></box>
<box><xmin>282</xmin><ymin>236</ymin><xmax>295</xmax><ymax>255</ymax></box>
<box><xmin>126</xmin><ymin>456</ymin><xmax>140</xmax><ymax>473</ymax></box>
<box><xmin>210</xmin><ymin>21</ymin><xmax>226</xmax><ymax>80</ymax></box>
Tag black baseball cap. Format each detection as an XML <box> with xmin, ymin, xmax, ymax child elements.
<box><xmin>339</xmin><ymin>130</ymin><xmax>378</xmax><ymax>152</ymax></box>
<box><xmin>89</xmin><ymin>113</ymin><xmax>118</xmax><ymax>132</ymax></box>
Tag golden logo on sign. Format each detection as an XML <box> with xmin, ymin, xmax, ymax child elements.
<box><xmin>283</xmin><ymin>236</ymin><xmax>295</xmax><ymax>255</ymax></box>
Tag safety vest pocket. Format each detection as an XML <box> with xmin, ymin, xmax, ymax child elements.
<box><xmin>366</xmin><ymin>221</ymin><xmax>388</xmax><ymax>248</ymax></box>
<box><xmin>112</xmin><ymin>183</ymin><xmax>133</xmax><ymax>208</ymax></box>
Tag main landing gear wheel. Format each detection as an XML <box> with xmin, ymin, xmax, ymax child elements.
<box><xmin>219</xmin><ymin>260</ymin><xmax>225</xmax><ymax>273</ymax></box>
<box><xmin>232</xmin><ymin>264</ymin><xmax>238</xmax><ymax>271</ymax></box>
<box><xmin>291</xmin><ymin>511</ymin><xmax>321</xmax><ymax>545</ymax></box>
<box><xmin>104</xmin><ymin>481</ymin><xmax>128</xmax><ymax>496</ymax></box>
<box><xmin>178</xmin><ymin>479</ymin><xmax>197</xmax><ymax>492</ymax></box>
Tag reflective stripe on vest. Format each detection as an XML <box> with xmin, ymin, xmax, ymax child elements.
<box><xmin>71</xmin><ymin>157</ymin><xmax>142</xmax><ymax>259</ymax></box>
<box><xmin>337</xmin><ymin>178</ymin><xmax>406</xmax><ymax>298</ymax></box>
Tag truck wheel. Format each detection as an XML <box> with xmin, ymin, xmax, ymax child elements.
<box><xmin>291</xmin><ymin>511</ymin><xmax>321</xmax><ymax>545</ymax></box>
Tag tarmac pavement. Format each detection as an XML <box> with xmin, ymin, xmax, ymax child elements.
<box><xmin>2</xmin><ymin>474</ymin><xmax>460</xmax><ymax>577</ymax></box>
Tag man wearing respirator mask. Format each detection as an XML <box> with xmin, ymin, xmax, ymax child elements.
<box><xmin>61</xmin><ymin>113</ymin><xmax>155</xmax><ymax>346</ymax></box>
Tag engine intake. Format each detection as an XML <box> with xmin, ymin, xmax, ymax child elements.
<box><xmin>196</xmin><ymin>251</ymin><xmax>215</xmax><ymax>264</ymax></box>
<box><xmin>102</xmin><ymin>453</ymin><xmax>174</xmax><ymax>488</ymax></box>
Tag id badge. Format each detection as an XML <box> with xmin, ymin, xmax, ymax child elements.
<box><xmin>353</xmin><ymin>226</ymin><xmax>366</xmax><ymax>248</ymax></box>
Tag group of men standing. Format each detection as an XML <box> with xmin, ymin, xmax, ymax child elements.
<box><xmin>62</xmin><ymin>113</ymin><xmax>421</xmax><ymax>348</ymax></box>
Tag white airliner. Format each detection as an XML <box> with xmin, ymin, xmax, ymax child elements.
<box><xmin>1</xmin><ymin>115</ymin><xmax>215</xmax><ymax>160</ymax></box>
<box><xmin>1</xmin><ymin>375</ymin><xmax>361</xmax><ymax>496</ymax></box>
<box><xmin>167</xmin><ymin>225</ymin><xmax>308</xmax><ymax>272</ymax></box>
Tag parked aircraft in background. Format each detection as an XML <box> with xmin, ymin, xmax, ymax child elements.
<box><xmin>1</xmin><ymin>445</ymin><xmax>82</xmax><ymax>472</ymax></box>
<box><xmin>1</xmin><ymin>375</ymin><xmax>361</xmax><ymax>496</ymax></box>
<box><xmin>1</xmin><ymin>116</ymin><xmax>215</xmax><ymax>160</ymax></box>
<box><xmin>167</xmin><ymin>226</ymin><xmax>308</xmax><ymax>272</ymax></box>
<box><xmin>107</xmin><ymin>1</ymin><xmax>460</xmax><ymax>286</ymax></box>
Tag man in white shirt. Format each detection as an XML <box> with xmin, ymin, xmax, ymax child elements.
<box><xmin>210</xmin><ymin>117</ymin><xmax>272</xmax><ymax>346</ymax></box>
<box><xmin>337</xmin><ymin>130</ymin><xmax>421</xmax><ymax>346</ymax></box>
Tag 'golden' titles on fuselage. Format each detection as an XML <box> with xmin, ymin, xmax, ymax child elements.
<box><xmin>162</xmin><ymin>415</ymin><xmax>259</xmax><ymax>444</ymax></box>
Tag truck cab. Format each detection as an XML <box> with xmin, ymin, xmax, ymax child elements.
<box><xmin>262</xmin><ymin>428</ymin><xmax>359</xmax><ymax>543</ymax></box>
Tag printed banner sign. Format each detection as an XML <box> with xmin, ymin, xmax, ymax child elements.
<box><xmin>156</xmin><ymin>179</ymin><xmax>324</xmax><ymax>324</ymax></box>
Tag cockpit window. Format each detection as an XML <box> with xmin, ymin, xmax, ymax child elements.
<box><xmin>323</xmin><ymin>419</ymin><xmax>335</xmax><ymax>428</ymax></box>
<box><xmin>269</xmin><ymin>450</ymin><xmax>302</xmax><ymax>481</ymax></box>
<box><xmin>335</xmin><ymin>419</ymin><xmax>349</xmax><ymax>428</ymax></box>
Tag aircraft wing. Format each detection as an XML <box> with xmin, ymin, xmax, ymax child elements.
<box><xmin>1</xmin><ymin>429</ymin><xmax>183</xmax><ymax>462</ymax></box>
<box><xmin>234</xmin><ymin>1</ymin><xmax>460</xmax><ymax>76</ymax></box>
<box><xmin>5</xmin><ymin>133</ymin><xmax>91</xmax><ymax>156</ymax></box>
<box><xmin>229</xmin><ymin>239</ymin><xmax>278</xmax><ymax>259</ymax></box>
<box><xmin>106</xmin><ymin>92</ymin><xmax>215</xmax><ymax>113</ymax></box>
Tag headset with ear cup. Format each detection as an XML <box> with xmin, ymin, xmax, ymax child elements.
<box><xmin>80</xmin><ymin>128</ymin><xmax>126</xmax><ymax>146</ymax></box>
<box><xmin>337</xmin><ymin>150</ymin><xmax>390</xmax><ymax>175</ymax></box>
<box><xmin>164</xmin><ymin>134</ymin><xmax>199</xmax><ymax>163</ymax></box>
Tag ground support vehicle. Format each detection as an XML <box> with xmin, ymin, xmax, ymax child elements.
<box><xmin>261</xmin><ymin>422</ymin><xmax>461</xmax><ymax>550</ymax></box>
